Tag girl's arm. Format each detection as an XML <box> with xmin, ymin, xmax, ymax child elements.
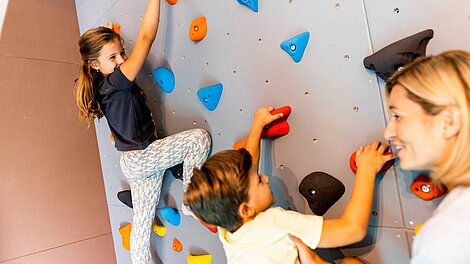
<box><xmin>121</xmin><ymin>0</ymin><xmax>160</xmax><ymax>82</ymax></box>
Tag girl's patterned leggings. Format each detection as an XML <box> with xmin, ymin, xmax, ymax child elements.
<box><xmin>120</xmin><ymin>128</ymin><xmax>211</xmax><ymax>264</ymax></box>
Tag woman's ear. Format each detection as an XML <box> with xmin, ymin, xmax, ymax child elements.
<box><xmin>440</xmin><ymin>106</ymin><xmax>462</xmax><ymax>138</ymax></box>
<box><xmin>238</xmin><ymin>202</ymin><xmax>255</xmax><ymax>219</ymax></box>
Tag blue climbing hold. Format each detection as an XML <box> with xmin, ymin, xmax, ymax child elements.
<box><xmin>236</xmin><ymin>0</ymin><xmax>258</xmax><ymax>13</ymax></box>
<box><xmin>197</xmin><ymin>83</ymin><xmax>223</xmax><ymax>111</ymax></box>
<box><xmin>160</xmin><ymin>207</ymin><xmax>181</xmax><ymax>226</ymax></box>
<box><xmin>280</xmin><ymin>31</ymin><xmax>310</xmax><ymax>63</ymax></box>
<box><xmin>153</xmin><ymin>67</ymin><xmax>175</xmax><ymax>93</ymax></box>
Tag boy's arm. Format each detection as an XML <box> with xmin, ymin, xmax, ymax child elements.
<box><xmin>317</xmin><ymin>141</ymin><xmax>395</xmax><ymax>248</ymax></box>
<box><xmin>244</xmin><ymin>106</ymin><xmax>283</xmax><ymax>166</ymax></box>
<box><xmin>121</xmin><ymin>0</ymin><xmax>160</xmax><ymax>82</ymax></box>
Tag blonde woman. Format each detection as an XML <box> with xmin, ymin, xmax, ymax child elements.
<box><xmin>384</xmin><ymin>50</ymin><xmax>470</xmax><ymax>263</ymax></box>
<box><xmin>294</xmin><ymin>50</ymin><xmax>470</xmax><ymax>263</ymax></box>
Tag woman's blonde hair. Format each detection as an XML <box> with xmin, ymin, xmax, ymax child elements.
<box><xmin>76</xmin><ymin>27</ymin><xmax>122</xmax><ymax>126</ymax></box>
<box><xmin>386</xmin><ymin>50</ymin><xmax>470</xmax><ymax>186</ymax></box>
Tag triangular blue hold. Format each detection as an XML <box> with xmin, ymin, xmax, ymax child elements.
<box><xmin>153</xmin><ymin>66</ymin><xmax>175</xmax><ymax>93</ymax></box>
<box><xmin>197</xmin><ymin>83</ymin><xmax>223</xmax><ymax>111</ymax></box>
<box><xmin>160</xmin><ymin>207</ymin><xmax>181</xmax><ymax>226</ymax></box>
<box><xmin>280</xmin><ymin>31</ymin><xmax>310</xmax><ymax>63</ymax></box>
<box><xmin>237</xmin><ymin>0</ymin><xmax>258</xmax><ymax>13</ymax></box>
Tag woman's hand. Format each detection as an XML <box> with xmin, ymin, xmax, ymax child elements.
<box><xmin>289</xmin><ymin>234</ymin><xmax>329</xmax><ymax>264</ymax></box>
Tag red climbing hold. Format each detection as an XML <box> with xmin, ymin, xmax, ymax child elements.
<box><xmin>410</xmin><ymin>174</ymin><xmax>447</xmax><ymax>200</ymax></box>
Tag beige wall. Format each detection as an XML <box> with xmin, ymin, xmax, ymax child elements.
<box><xmin>0</xmin><ymin>0</ymin><xmax>116</xmax><ymax>263</ymax></box>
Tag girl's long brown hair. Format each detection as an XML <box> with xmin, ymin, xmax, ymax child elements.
<box><xmin>76</xmin><ymin>27</ymin><xmax>121</xmax><ymax>126</ymax></box>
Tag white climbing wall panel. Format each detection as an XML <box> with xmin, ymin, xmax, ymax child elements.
<box><xmin>74</xmin><ymin>0</ymin><xmax>470</xmax><ymax>263</ymax></box>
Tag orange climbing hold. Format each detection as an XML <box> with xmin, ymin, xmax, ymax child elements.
<box><xmin>118</xmin><ymin>223</ymin><xmax>132</xmax><ymax>251</ymax></box>
<box><xmin>410</xmin><ymin>174</ymin><xmax>447</xmax><ymax>200</ymax></box>
<box><xmin>112</xmin><ymin>23</ymin><xmax>121</xmax><ymax>35</ymax></box>
<box><xmin>167</xmin><ymin>0</ymin><xmax>178</xmax><ymax>4</ymax></box>
<box><xmin>189</xmin><ymin>16</ymin><xmax>207</xmax><ymax>41</ymax></box>
<box><xmin>173</xmin><ymin>238</ymin><xmax>183</xmax><ymax>252</ymax></box>
<box><xmin>233</xmin><ymin>138</ymin><xmax>248</xmax><ymax>150</ymax></box>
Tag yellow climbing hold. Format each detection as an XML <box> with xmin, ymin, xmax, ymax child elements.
<box><xmin>118</xmin><ymin>223</ymin><xmax>132</xmax><ymax>251</ymax></box>
<box><xmin>414</xmin><ymin>224</ymin><xmax>423</xmax><ymax>236</ymax></box>
<box><xmin>187</xmin><ymin>254</ymin><xmax>212</xmax><ymax>264</ymax></box>
<box><xmin>152</xmin><ymin>223</ymin><xmax>166</xmax><ymax>237</ymax></box>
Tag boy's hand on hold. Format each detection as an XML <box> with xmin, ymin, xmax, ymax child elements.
<box><xmin>355</xmin><ymin>141</ymin><xmax>396</xmax><ymax>174</ymax></box>
<box><xmin>253</xmin><ymin>106</ymin><xmax>284</xmax><ymax>130</ymax></box>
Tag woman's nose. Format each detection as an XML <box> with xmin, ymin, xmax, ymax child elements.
<box><xmin>384</xmin><ymin>121</ymin><xmax>396</xmax><ymax>141</ymax></box>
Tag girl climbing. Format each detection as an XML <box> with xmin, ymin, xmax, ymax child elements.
<box><xmin>75</xmin><ymin>0</ymin><xmax>211</xmax><ymax>263</ymax></box>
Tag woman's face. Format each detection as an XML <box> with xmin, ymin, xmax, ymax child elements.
<box><xmin>384</xmin><ymin>85</ymin><xmax>449</xmax><ymax>171</ymax></box>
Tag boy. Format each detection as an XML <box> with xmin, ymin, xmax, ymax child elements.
<box><xmin>184</xmin><ymin>106</ymin><xmax>394</xmax><ymax>263</ymax></box>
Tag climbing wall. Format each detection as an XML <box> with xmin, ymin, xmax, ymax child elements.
<box><xmin>74</xmin><ymin>0</ymin><xmax>470</xmax><ymax>263</ymax></box>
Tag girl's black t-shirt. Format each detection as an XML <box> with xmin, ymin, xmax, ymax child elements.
<box><xmin>97</xmin><ymin>67</ymin><xmax>156</xmax><ymax>151</ymax></box>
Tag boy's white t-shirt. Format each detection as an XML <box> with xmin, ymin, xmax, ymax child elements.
<box><xmin>218</xmin><ymin>207</ymin><xmax>323</xmax><ymax>264</ymax></box>
<box><xmin>411</xmin><ymin>186</ymin><xmax>470</xmax><ymax>264</ymax></box>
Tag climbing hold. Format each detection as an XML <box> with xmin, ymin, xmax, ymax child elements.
<box><xmin>197</xmin><ymin>83</ymin><xmax>223</xmax><ymax>111</ymax></box>
<box><xmin>152</xmin><ymin>223</ymin><xmax>166</xmax><ymax>237</ymax></box>
<box><xmin>414</xmin><ymin>224</ymin><xmax>423</xmax><ymax>236</ymax></box>
<box><xmin>349</xmin><ymin>151</ymin><xmax>395</xmax><ymax>174</ymax></box>
<box><xmin>233</xmin><ymin>106</ymin><xmax>292</xmax><ymax>149</ymax></box>
<box><xmin>199</xmin><ymin>221</ymin><xmax>218</xmax><ymax>233</ymax></box>
<box><xmin>118</xmin><ymin>223</ymin><xmax>132</xmax><ymax>251</ymax></box>
<box><xmin>112</xmin><ymin>23</ymin><xmax>121</xmax><ymax>35</ymax></box>
<box><xmin>299</xmin><ymin>171</ymin><xmax>345</xmax><ymax>215</ymax></box>
<box><xmin>280</xmin><ymin>32</ymin><xmax>310</xmax><ymax>63</ymax></box>
<box><xmin>233</xmin><ymin>138</ymin><xmax>248</xmax><ymax>150</ymax></box>
<box><xmin>160</xmin><ymin>207</ymin><xmax>181</xmax><ymax>226</ymax></box>
<box><xmin>261</xmin><ymin>106</ymin><xmax>291</xmax><ymax>137</ymax></box>
<box><xmin>189</xmin><ymin>16</ymin><xmax>208</xmax><ymax>41</ymax></box>
<box><xmin>173</xmin><ymin>238</ymin><xmax>183</xmax><ymax>252</ymax></box>
<box><xmin>363</xmin><ymin>29</ymin><xmax>434</xmax><ymax>81</ymax></box>
<box><xmin>117</xmin><ymin>190</ymin><xmax>133</xmax><ymax>208</ymax></box>
<box><xmin>236</xmin><ymin>0</ymin><xmax>258</xmax><ymax>13</ymax></box>
<box><xmin>167</xmin><ymin>0</ymin><xmax>178</xmax><ymax>5</ymax></box>
<box><xmin>168</xmin><ymin>162</ymin><xmax>184</xmax><ymax>180</ymax></box>
<box><xmin>187</xmin><ymin>254</ymin><xmax>212</xmax><ymax>264</ymax></box>
<box><xmin>410</xmin><ymin>174</ymin><xmax>447</xmax><ymax>201</ymax></box>
<box><xmin>153</xmin><ymin>67</ymin><xmax>175</xmax><ymax>93</ymax></box>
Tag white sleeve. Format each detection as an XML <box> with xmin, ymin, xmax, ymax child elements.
<box><xmin>266</xmin><ymin>207</ymin><xmax>323</xmax><ymax>249</ymax></box>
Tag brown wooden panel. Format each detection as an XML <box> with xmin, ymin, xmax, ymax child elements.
<box><xmin>0</xmin><ymin>0</ymin><xmax>81</xmax><ymax>63</ymax></box>
<box><xmin>0</xmin><ymin>56</ymin><xmax>111</xmax><ymax>261</ymax></box>
<box><xmin>1</xmin><ymin>234</ymin><xmax>116</xmax><ymax>264</ymax></box>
